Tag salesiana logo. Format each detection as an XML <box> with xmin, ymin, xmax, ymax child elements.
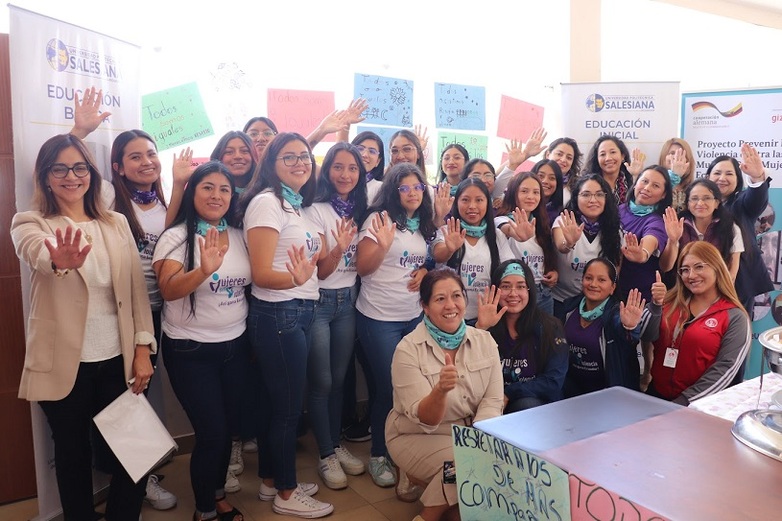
<box><xmin>46</xmin><ymin>39</ymin><xmax>69</xmax><ymax>72</ymax></box>
<box><xmin>44</xmin><ymin>38</ymin><xmax>120</xmax><ymax>80</ymax></box>
<box><xmin>691</xmin><ymin>101</ymin><xmax>743</xmax><ymax>118</ymax></box>
<box><xmin>586</xmin><ymin>94</ymin><xmax>606</xmax><ymax>113</ymax></box>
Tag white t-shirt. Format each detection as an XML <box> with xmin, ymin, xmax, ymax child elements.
<box><xmin>432</xmin><ymin>230</ymin><xmax>513</xmax><ymax>320</ymax></box>
<box><xmin>304</xmin><ymin>202</ymin><xmax>358</xmax><ymax>290</ymax></box>
<box><xmin>154</xmin><ymin>225</ymin><xmax>251</xmax><ymax>343</ymax></box>
<box><xmin>550</xmin><ymin>216</ymin><xmax>612</xmax><ymax>301</ymax></box>
<box><xmin>689</xmin><ymin>222</ymin><xmax>745</xmax><ymax>254</ymax></box>
<box><xmin>495</xmin><ymin>215</ymin><xmax>547</xmax><ymax>284</ymax></box>
<box><xmin>243</xmin><ymin>190</ymin><xmax>321</xmax><ymax>301</ymax></box>
<box><xmin>367</xmin><ymin>179</ymin><xmax>382</xmax><ymax>206</ymax></box>
<box><xmin>133</xmin><ymin>200</ymin><xmax>166</xmax><ymax>310</ymax></box>
<box><xmin>356</xmin><ymin>211</ymin><xmax>428</xmax><ymax>321</ymax></box>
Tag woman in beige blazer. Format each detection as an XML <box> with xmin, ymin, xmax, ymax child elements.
<box><xmin>11</xmin><ymin>133</ymin><xmax>156</xmax><ymax>521</ymax></box>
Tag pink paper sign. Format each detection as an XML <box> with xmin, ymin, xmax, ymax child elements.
<box><xmin>267</xmin><ymin>89</ymin><xmax>336</xmax><ymax>139</ymax></box>
<box><xmin>569</xmin><ymin>474</ymin><xmax>667</xmax><ymax>521</ymax></box>
<box><xmin>497</xmin><ymin>95</ymin><xmax>544</xmax><ymax>141</ymax></box>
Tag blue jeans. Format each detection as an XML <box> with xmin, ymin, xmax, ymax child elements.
<box><xmin>308</xmin><ymin>286</ymin><xmax>358</xmax><ymax>458</ymax></box>
<box><xmin>356</xmin><ymin>312</ymin><xmax>422</xmax><ymax>457</ymax></box>
<box><xmin>536</xmin><ymin>283</ymin><xmax>554</xmax><ymax>316</ymax></box>
<box><xmin>248</xmin><ymin>296</ymin><xmax>316</xmax><ymax>491</ymax></box>
<box><xmin>162</xmin><ymin>333</ymin><xmax>244</xmax><ymax>514</ymax></box>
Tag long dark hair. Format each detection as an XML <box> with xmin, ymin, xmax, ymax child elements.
<box><xmin>315</xmin><ymin>142</ymin><xmax>369</xmax><ymax>223</ymax></box>
<box><xmin>388</xmin><ymin>129</ymin><xmax>427</xmax><ymax>179</ymax></box>
<box><xmin>679</xmin><ymin>178</ymin><xmax>736</xmax><ymax>263</ymax></box>
<box><xmin>531</xmin><ymin>158</ymin><xmax>564</xmax><ymax>213</ymax></box>
<box><xmin>237</xmin><ymin>132</ymin><xmax>317</xmax><ymax>222</ymax></box>
<box><xmin>564</xmin><ymin>174</ymin><xmax>622</xmax><ymax>266</ymax></box>
<box><xmin>547</xmin><ymin>137</ymin><xmax>582</xmax><ymax>192</ymax></box>
<box><xmin>352</xmin><ymin>131</ymin><xmax>386</xmax><ymax>181</ymax></box>
<box><xmin>489</xmin><ymin>259</ymin><xmax>564</xmax><ymax>371</ymax></box>
<box><xmin>159</xmin><ymin>161</ymin><xmax>237</xmax><ymax>317</ymax></box>
<box><xmin>499</xmin><ymin>173</ymin><xmax>557</xmax><ymax>273</ymax></box>
<box><xmin>211</xmin><ymin>131</ymin><xmax>256</xmax><ymax>189</ymax></box>
<box><xmin>111</xmin><ymin>130</ymin><xmax>166</xmax><ymax>242</ymax></box>
<box><xmin>438</xmin><ymin>143</ymin><xmax>470</xmax><ymax>183</ymax></box>
<box><xmin>365</xmin><ymin>163</ymin><xmax>437</xmax><ymax>241</ymax></box>
<box><xmin>446</xmin><ymin>178</ymin><xmax>500</xmax><ymax>276</ymax></box>
<box><xmin>705</xmin><ymin>155</ymin><xmax>744</xmax><ymax>205</ymax></box>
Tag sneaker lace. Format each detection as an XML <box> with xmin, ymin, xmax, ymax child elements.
<box><xmin>230</xmin><ymin>441</ymin><xmax>242</xmax><ymax>463</ymax></box>
<box><xmin>326</xmin><ymin>456</ymin><xmax>342</xmax><ymax>472</ymax></box>
<box><xmin>294</xmin><ymin>489</ymin><xmax>323</xmax><ymax>507</ymax></box>
<box><xmin>146</xmin><ymin>475</ymin><xmax>164</xmax><ymax>497</ymax></box>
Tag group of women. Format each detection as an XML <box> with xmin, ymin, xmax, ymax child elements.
<box><xmin>11</xmin><ymin>88</ymin><xmax>766</xmax><ymax>521</ymax></box>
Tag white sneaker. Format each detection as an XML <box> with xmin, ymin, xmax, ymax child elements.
<box><xmin>224</xmin><ymin>469</ymin><xmax>241</xmax><ymax>493</ymax></box>
<box><xmin>228</xmin><ymin>440</ymin><xmax>244</xmax><ymax>475</ymax></box>
<box><xmin>258</xmin><ymin>481</ymin><xmax>318</xmax><ymax>501</ymax></box>
<box><xmin>272</xmin><ymin>487</ymin><xmax>334</xmax><ymax>518</ymax></box>
<box><xmin>334</xmin><ymin>445</ymin><xmax>365</xmax><ymax>475</ymax></box>
<box><xmin>242</xmin><ymin>438</ymin><xmax>258</xmax><ymax>453</ymax></box>
<box><xmin>318</xmin><ymin>454</ymin><xmax>347</xmax><ymax>490</ymax></box>
<box><xmin>368</xmin><ymin>456</ymin><xmax>396</xmax><ymax>488</ymax></box>
<box><xmin>144</xmin><ymin>474</ymin><xmax>177</xmax><ymax>510</ymax></box>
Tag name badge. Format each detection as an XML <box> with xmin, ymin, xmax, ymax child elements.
<box><xmin>663</xmin><ymin>347</ymin><xmax>679</xmax><ymax>368</ymax></box>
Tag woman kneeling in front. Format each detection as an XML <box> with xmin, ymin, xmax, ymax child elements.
<box><xmin>386</xmin><ymin>268</ymin><xmax>504</xmax><ymax>521</ymax></box>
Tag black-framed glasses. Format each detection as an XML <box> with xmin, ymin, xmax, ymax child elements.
<box><xmin>277</xmin><ymin>154</ymin><xmax>314</xmax><ymax>167</ymax></box>
<box><xmin>49</xmin><ymin>163</ymin><xmax>90</xmax><ymax>178</ymax></box>
<box><xmin>398</xmin><ymin>183</ymin><xmax>425</xmax><ymax>193</ymax></box>
<box><xmin>678</xmin><ymin>262</ymin><xmax>711</xmax><ymax>277</ymax></box>
<box><xmin>355</xmin><ymin>145</ymin><xmax>380</xmax><ymax>156</ymax></box>
<box><xmin>248</xmin><ymin>130</ymin><xmax>276</xmax><ymax>139</ymax></box>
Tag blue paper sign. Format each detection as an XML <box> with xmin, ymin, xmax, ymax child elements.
<box><xmin>435</xmin><ymin>83</ymin><xmax>486</xmax><ymax>131</ymax></box>
<box><xmin>354</xmin><ymin>73</ymin><xmax>414</xmax><ymax>128</ymax></box>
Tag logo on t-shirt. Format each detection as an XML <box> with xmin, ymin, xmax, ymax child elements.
<box><xmin>705</xmin><ymin>318</ymin><xmax>718</xmax><ymax>328</ymax></box>
<box><xmin>342</xmin><ymin>243</ymin><xmax>357</xmax><ymax>268</ymax></box>
<box><xmin>209</xmin><ymin>272</ymin><xmax>247</xmax><ymax>299</ymax></box>
<box><xmin>570</xmin><ymin>256</ymin><xmax>585</xmax><ymax>272</ymax></box>
<box><xmin>461</xmin><ymin>262</ymin><xmax>488</xmax><ymax>287</ymax></box>
<box><xmin>305</xmin><ymin>232</ymin><xmax>322</xmax><ymax>257</ymax></box>
<box><xmin>400</xmin><ymin>250</ymin><xmax>425</xmax><ymax>269</ymax></box>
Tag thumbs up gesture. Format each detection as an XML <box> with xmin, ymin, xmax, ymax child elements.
<box><xmin>651</xmin><ymin>270</ymin><xmax>666</xmax><ymax>306</ymax></box>
<box><xmin>437</xmin><ymin>352</ymin><xmax>459</xmax><ymax>394</ymax></box>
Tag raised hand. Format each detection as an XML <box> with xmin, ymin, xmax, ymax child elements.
<box><xmin>476</xmin><ymin>285</ymin><xmax>507</xmax><ymax>330</ymax></box>
<box><xmin>559</xmin><ymin>210</ymin><xmax>584</xmax><ymax>247</ymax></box>
<box><xmin>505</xmin><ymin>138</ymin><xmax>525</xmax><ymax>170</ymax></box>
<box><xmin>434</xmin><ymin>183</ymin><xmax>454</xmax><ymax>223</ymax></box>
<box><xmin>619</xmin><ymin>288</ymin><xmax>646</xmax><ymax>329</ymax></box>
<box><xmin>414</xmin><ymin>124</ymin><xmax>429</xmax><ymax>153</ymax></box>
<box><xmin>331</xmin><ymin>217</ymin><xmax>357</xmax><ymax>253</ymax></box>
<box><xmin>507</xmin><ymin>208</ymin><xmax>535</xmax><ymax>242</ymax></box>
<box><xmin>740</xmin><ymin>143</ymin><xmax>766</xmax><ymax>180</ymax></box>
<box><xmin>625</xmin><ymin>148</ymin><xmax>647</xmax><ymax>178</ymax></box>
<box><xmin>621</xmin><ymin>232</ymin><xmax>646</xmax><ymax>263</ymax></box>
<box><xmin>663</xmin><ymin>206</ymin><xmax>684</xmax><ymax>244</ymax></box>
<box><xmin>198</xmin><ymin>227</ymin><xmax>228</xmax><ymax>276</ymax></box>
<box><xmin>443</xmin><ymin>217</ymin><xmax>466</xmax><ymax>253</ymax></box>
<box><xmin>343</xmin><ymin>98</ymin><xmax>369</xmax><ymax>125</ymax></box>
<box><xmin>650</xmin><ymin>270</ymin><xmax>666</xmax><ymax>306</ymax></box>
<box><xmin>71</xmin><ymin>87</ymin><xmax>112</xmax><ymax>139</ymax></box>
<box><xmin>670</xmin><ymin>147</ymin><xmax>690</xmax><ymax>177</ymax></box>
<box><xmin>172</xmin><ymin>147</ymin><xmax>195</xmax><ymax>187</ymax></box>
<box><xmin>369</xmin><ymin>211</ymin><xmax>396</xmax><ymax>251</ymax></box>
<box><xmin>437</xmin><ymin>352</ymin><xmax>459</xmax><ymax>394</ymax></box>
<box><xmin>286</xmin><ymin>244</ymin><xmax>318</xmax><ymax>286</ymax></box>
<box><xmin>522</xmin><ymin>127</ymin><xmax>548</xmax><ymax>159</ymax></box>
<box><xmin>317</xmin><ymin>110</ymin><xmax>350</xmax><ymax>135</ymax></box>
<box><xmin>45</xmin><ymin>226</ymin><xmax>92</xmax><ymax>270</ymax></box>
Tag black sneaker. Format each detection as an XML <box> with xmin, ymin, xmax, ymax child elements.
<box><xmin>342</xmin><ymin>418</ymin><xmax>371</xmax><ymax>442</ymax></box>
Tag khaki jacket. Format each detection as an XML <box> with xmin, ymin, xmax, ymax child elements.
<box><xmin>11</xmin><ymin>211</ymin><xmax>155</xmax><ymax>402</ymax></box>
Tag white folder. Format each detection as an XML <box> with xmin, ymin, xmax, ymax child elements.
<box><xmin>93</xmin><ymin>389</ymin><xmax>178</xmax><ymax>483</ymax></box>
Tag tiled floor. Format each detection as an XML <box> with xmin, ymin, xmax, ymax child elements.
<box><xmin>0</xmin><ymin>432</ymin><xmax>421</xmax><ymax>521</ymax></box>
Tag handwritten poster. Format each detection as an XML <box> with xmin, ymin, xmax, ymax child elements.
<box><xmin>267</xmin><ymin>89</ymin><xmax>336</xmax><ymax>139</ymax></box>
<box><xmin>569</xmin><ymin>474</ymin><xmax>666</xmax><ymax>521</ymax></box>
<box><xmin>141</xmin><ymin>82</ymin><xmax>213</xmax><ymax>151</ymax></box>
<box><xmin>435</xmin><ymin>83</ymin><xmax>486</xmax><ymax>131</ymax></box>
<box><xmin>438</xmin><ymin>132</ymin><xmax>489</xmax><ymax>163</ymax></box>
<box><xmin>354</xmin><ymin>73</ymin><xmax>414</xmax><ymax>127</ymax></box>
<box><xmin>453</xmin><ymin>425</ymin><xmax>571</xmax><ymax>521</ymax></box>
<box><xmin>497</xmin><ymin>95</ymin><xmax>545</xmax><ymax>141</ymax></box>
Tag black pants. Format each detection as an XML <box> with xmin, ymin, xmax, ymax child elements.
<box><xmin>39</xmin><ymin>355</ymin><xmax>146</xmax><ymax>521</ymax></box>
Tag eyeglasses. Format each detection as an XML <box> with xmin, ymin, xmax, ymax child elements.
<box><xmin>499</xmin><ymin>283</ymin><xmax>529</xmax><ymax>293</ymax></box>
<box><xmin>678</xmin><ymin>262</ymin><xmax>711</xmax><ymax>277</ymax></box>
<box><xmin>277</xmin><ymin>154</ymin><xmax>314</xmax><ymax>167</ymax></box>
<box><xmin>398</xmin><ymin>183</ymin><xmax>425</xmax><ymax>193</ymax></box>
<box><xmin>50</xmin><ymin>163</ymin><xmax>90</xmax><ymax>178</ymax></box>
<box><xmin>469</xmin><ymin>172</ymin><xmax>495</xmax><ymax>181</ymax></box>
<box><xmin>355</xmin><ymin>145</ymin><xmax>380</xmax><ymax>156</ymax></box>
<box><xmin>688</xmin><ymin>196</ymin><xmax>715</xmax><ymax>204</ymax></box>
<box><xmin>390</xmin><ymin>145</ymin><xmax>416</xmax><ymax>156</ymax></box>
<box><xmin>247</xmin><ymin>130</ymin><xmax>276</xmax><ymax>139</ymax></box>
<box><xmin>578</xmin><ymin>191</ymin><xmax>607</xmax><ymax>200</ymax></box>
